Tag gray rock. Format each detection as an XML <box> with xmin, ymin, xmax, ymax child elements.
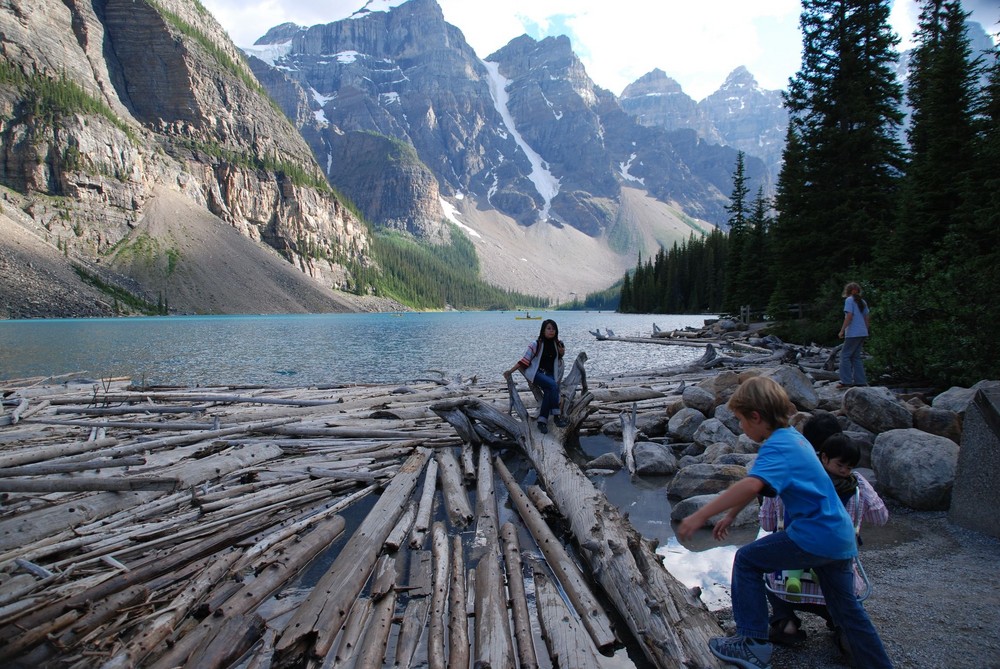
<box><xmin>714</xmin><ymin>403</ymin><xmax>741</xmax><ymax>435</ymax></box>
<box><xmin>667</xmin><ymin>463</ymin><xmax>747</xmax><ymax>499</ymax></box>
<box><xmin>668</xmin><ymin>407</ymin><xmax>707</xmax><ymax>442</ymax></box>
<box><xmin>735</xmin><ymin>433</ymin><xmax>761</xmax><ymax>454</ymax></box>
<box><xmin>634</xmin><ymin>441</ymin><xmax>679</xmax><ymax>475</ymax></box>
<box><xmin>682</xmin><ymin>385</ymin><xmax>716</xmax><ymax>416</ymax></box>
<box><xmin>843</xmin><ymin>386</ymin><xmax>913</xmax><ymax>433</ymax></box>
<box><xmin>912</xmin><ymin>406</ymin><xmax>961</xmax><ymax>444</ymax></box>
<box><xmin>677</xmin><ymin>454</ymin><xmax>702</xmax><ymax>469</ymax></box>
<box><xmin>950</xmin><ymin>387</ymin><xmax>1000</xmax><ymax>538</ymax></box>
<box><xmin>693</xmin><ymin>418</ymin><xmax>738</xmax><ymax>450</ymax></box>
<box><xmin>932</xmin><ymin>380</ymin><xmax>1000</xmax><ymax>415</ymax></box>
<box><xmin>701</xmin><ymin>441</ymin><xmax>739</xmax><ymax>464</ymax></box>
<box><xmin>670</xmin><ymin>493</ymin><xmax>760</xmax><ymax>527</ymax></box>
<box><xmin>716</xmin><ymin>453</ymin><xmax>757</xmax><ymax>467</ymax></box>
<box><xmin>585</xmin><ymin>453</ymin><xmax>623</xmax><ymax>471</ymax></box>
<box><xmin>761</xmin><ymin>365</ymin><xmax>819</xmax><ymax>410</ymax></box>
<box><xmin>872</xmin><ymin>428</ymin><xmax>958</xmax><ymax>511</ymax></box>
<box><xmin>844</xmin><ymin>430</ymin><xmax>875</xmax><ymax>469</ymax></box>
<box><xmin>636</xmin><ymin>413</ymin><xmax>669</xmax><ymax>438</ymax></box>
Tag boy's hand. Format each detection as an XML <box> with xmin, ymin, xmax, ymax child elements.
<box><xmin>676</xmin><ymin>513</ymin><xmax>703</xmax><ymax>541</ymax></box>
<box><xmin>712</xmin><ymin>515</ymin><xmax>734</xmax><ymax>540</ymax></box>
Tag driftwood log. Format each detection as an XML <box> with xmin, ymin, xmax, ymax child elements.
<box><xmin>433</xmin><ymin>359</ymin><xmax>726</xmax><ymax>668</ymax></box>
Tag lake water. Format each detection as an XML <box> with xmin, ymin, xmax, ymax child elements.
<box><xmin>0</xmin><ymin>310</ymin><xmax>713</xmax><ymax>385</ymax></box>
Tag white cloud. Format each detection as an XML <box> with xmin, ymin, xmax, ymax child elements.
<box><xmin>202</xmin><ymin>0</ymin><xmax>998</xmax><ymax>101</ymax></box>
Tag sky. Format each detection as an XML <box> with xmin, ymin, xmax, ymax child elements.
<box><xmin>200</xmin><ymin>0</ymin><xmax>1000</xmax><ymax>101</ymax></box>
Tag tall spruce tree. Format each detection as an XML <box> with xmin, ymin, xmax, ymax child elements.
<box><xmin>723</xmin><ymin>152</ymin><xmax>750</xmax><ymax>313</ymax></box>
<box><xmin>880</xmin><ymin>0</ymin><xmax>978</xmax><ymax>275</ymax></box>
<box><xmin>868</xmin><ymin>2</ymin><xmax>990</xmax><ymax>385</ymax></box>
<box><xmin>771</xmin><ymin>0</ymin><xmax>905</xmax><ymax>311</ymax></box>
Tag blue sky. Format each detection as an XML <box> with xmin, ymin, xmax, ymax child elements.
<box><xmin>201</xmin><ymin>0</ymin><xmax>999</xmax><ymax>100</ymax></box>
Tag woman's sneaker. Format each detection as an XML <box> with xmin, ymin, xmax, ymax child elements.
<box><xmin>554</xmin><ymin>416</ymin><xmax>569</xmax><ymax>428</ymax></box>
<box><xmin>537</xmin><ymin>421</ymin><xmax>548</xmax><ymax>434</ymax></box>
<box><xmin>708</xmin><ymin>635</ymin><xmax>773</xmax><ymax>669</ymax></box>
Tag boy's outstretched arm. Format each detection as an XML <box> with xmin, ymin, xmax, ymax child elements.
<box><xmin>676</xmin><ymin>477</ymin><xmax>765</xmax><ymax>541</ymax></box>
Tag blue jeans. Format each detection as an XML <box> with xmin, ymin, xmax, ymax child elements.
<box><xmin>533</xmin><ymin>372</ymin><xmax>560</xmax><ymax>422</ymax></box>
<box><xmin>731</xmin><ymin>531</ymin><xmax>892</xmax><ymax>668</ymax></box>
<box><xmin>839</xmin><ymin>336</ymin><xmax>868</xmax><ymax>385</ymax></box>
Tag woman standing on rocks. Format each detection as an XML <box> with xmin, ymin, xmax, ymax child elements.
<box><xmin>838</xmin><ymin>282</ymin><xmax>870</xmax><ymax>389</ymax></box>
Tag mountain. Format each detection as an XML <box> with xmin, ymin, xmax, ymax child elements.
<box><xmin>621</xmin><ymin>66</ymin><xmax>787</xmax><ymax>188</ymax></box>
<box><xmin>243</xmin><ymin>0</ymin><xmax>765</xmax><ymax>300</ymax></box>
<box><xmin>0</xmin><ymin>0</ymin><xmax>381</xmax><ymax>318</ymax></box>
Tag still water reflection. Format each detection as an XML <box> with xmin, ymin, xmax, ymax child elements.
<box><xmin>0</xmin><ymin>311</ymin><xmax>712</xmax><ymax>385</ymax></box>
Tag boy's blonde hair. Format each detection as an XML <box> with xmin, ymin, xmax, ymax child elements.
<box><xmin>727</xmin><ymin>376</ymin><xmax>794</xmax><ymax>429</ymax></box>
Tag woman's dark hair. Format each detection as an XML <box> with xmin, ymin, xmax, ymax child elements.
<box><xmin>843</xmin><ymin>281</ymin><xmax>867</xmax><ymax>311</ymax></box>
<box><xmin>538</xmin><ymin>319</ymin><xmax>559</xmax><ymax>340</ymax></box>
<box><xmin>817</xmin><ymin>433</ymin><xmax>861</xmax><ymax>468</ymax></box>
<box><xmin>803</xmin><ymin>412</ymin><xmax>843</xmax><ymax>450</ymax></box>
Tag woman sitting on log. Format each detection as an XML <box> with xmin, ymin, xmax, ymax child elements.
<box><xmin>503</xmin><ymin>319</ymin><xmax>567</xmax><ymax>433</ymax></box>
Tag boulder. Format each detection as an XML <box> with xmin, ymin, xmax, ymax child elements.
<box><xmin>701</xmin><ymin>441</ymin><xmax>739</xmax><ymax>464</ymax></box>
<box><xmin>843</xmin><ymin>386</ymin><xmax>913</xmax><ymax>433</ymax></box>
<box><xmin>636</xmin><ymin>413</ymin><xmax>669</xmax><ymax>438</ymax></box>
<box><xmin>634</xmin><ymin>441</ymin><xmax>680</xmax><ymax>475</ymax></box>
<box><xmin>667</xmin><ymin>463</ymin><xmax>747</xmax><ymax>499</ymax></box>
<box><xmin>585</xmin><ymin>452</ymin><xmax>623</xmax><ymax>471</ymax></box>
<box><xmin>715</xmin><ymin>453</ymin><xmax>757</xmax><ymax>468</ymax></box>
<box><xmin>670</xmin><ymin>493</ymin><xmax>760</xmax><ymax>528</ymax></box>
<box><xmin>761</xmin><ymin>365</ymin><xmax>819</xmax><ymax>410</ymax></box>
<box><xmin>871</xmin><ymin>428</ymin><xmax>958</xmax><ymax>511</ymax></box>
<box><xmin>912</xmin><ymin>406</ymin><xmax>961</xmax><ymax>444</ymax></box>
<box><xmin>668</xmin><ymin>408</ymin><xmax>707</xmax><ymax>442</ymax></box>
<box><xmin>713</xmin><ymin>403</ymin><xmax>741</xmax><ymax>435</ymax></box>
<box><xmin>682</xmin><ymin>385</ymin><xmax>716</xmax><ymax>416</ymax></box>
<box><xmin>932</xmin><ymin>380</ymin><xmax>1000</xmax><ymax>415</ymax></box>
<box><xmin>735</xmin><ymin>433</ymin><xmax>760</xmax><ymax>454</ymax></box>
<box><xmin>693</xmin><ymin>418</ymin><xmax>738</xmax><ymax>450</ymax></box>
<box><xmin>949</xmin><ymin>387</ymin><xmax>1000</xmax><ymax>538</ymax></box>
<box><xmin>844</xmin><ymin>430</ymin><xmax>875</xmax><ymax>469</ymax></box>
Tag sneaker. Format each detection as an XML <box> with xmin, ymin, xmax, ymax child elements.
<box><xmin>554</xmin><ymin>416</ymin><xmax>569</xmax><ymax>428</ymax></box>
<box><xmin>537</xmin><ymin>421</ymin><xmax>548</xmax><ymax>434</ymax></box>
<box><xmin>708</xmin><ymin>636</ymin><xmax>772</xmax><ymax>669</ymax></box>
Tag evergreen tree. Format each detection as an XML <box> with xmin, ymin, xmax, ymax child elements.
<box><xmin>880</xmin><ymin>0</ymin><xmax>978</xmax><ymax>276</ymax></box>
<box><xmin>723</xmin><ymin>152</ymin><xmax>750</xmax><ymax>313</ymax></box>
<box><xmin>738</xmin><ymin>187</ymin><xmax>773</xmax><ymax>314</ymax></box>
<box><xmin>772</xmin><ymin>0</ymin><xmax>905</xmax><ymax>309</ymax></box>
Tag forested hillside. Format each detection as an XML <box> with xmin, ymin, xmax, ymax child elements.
<box><xmin>616</xmin><ymin>0</ymin><xmax>1000</xmax><ymax>388</ymax></box>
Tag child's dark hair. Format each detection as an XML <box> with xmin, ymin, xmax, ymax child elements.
<box><xmin>803</xmin><ymin>411</ymin><xmax>843</xmax><ymax>450</ymax></box>
<box><xmin>727</xmin><ymin>376</ymin><xmax>794</xmax><ymax>429</ymax></box>
<box><xmin>817</xmin><ymin>433</ymin><xmax>861</xmax><ymax>467</ymax></box>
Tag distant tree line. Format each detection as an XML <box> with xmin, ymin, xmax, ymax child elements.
<box><xmin>616</xmin><ymin>0</ymin><xmax>999</xmax><ymax>387</ymax></box>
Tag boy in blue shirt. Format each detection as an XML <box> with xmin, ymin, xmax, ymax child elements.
<box><xmin>677</xmin><ymin>376</ymin><xmax>892</xmax><ymax>669</ymax></box>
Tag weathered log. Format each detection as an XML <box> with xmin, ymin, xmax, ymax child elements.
<box><xmin>435</xmin><ymin>448</ymin><xmax>473</xmax><ymax>528</ymax></box>
<box><xmin>272</xmin><ymin>448</ymin><xmax>430</xmax><ymax>665</ymax></box>
<box><xmin>49</xmin><ymin>392</ymin><xmax>339</xmax><ymax>407</ymax></box>
<box><xmin>393</xmin><ymin>550</ymin><xmax>431</xmax><ymax>669</ymax></box>
<box><xmin>351</xmin><ymin>556</ymin><xmax>398</xmax><ymax>669</ymax></box>
<box><xmin>99</xmin><ymin>548</ymin><xmax>242</xmax><ymax>668</ymax></box>
<box><xmin>532</xmin><ymin>563</ymin><xmax>603</xmax><ymax>669</ymax></box>
<box><xmin>385</xmin><ymin>500</ymin><xmax>417</xmax><ymax>552</ymax></box>
<box><xmin>500</xmin><ymin>522</ymin><xmax>538</xmax><ymax>669</ymax></box>
<box><xmin>0</xmin><ymin>456</ymin><xmax>146</xmax><ymax>476</ymax></box>
<box><xmin>447</xmin><ymin>381</ymin><xmax>726</xmax><ymax>668</ymax></box>
<box><xmin>620</xmin><ymin>403</ymin><xmax>638</xmax><ymax>476</ymax></box>
<box><xmin>0</xmin><ymin>437</ymin><xmax>118</xmax><ymax>469</ymax></box>
<box><xmin>427</xmin><ymin>522</ymin><xmax>449</xmax><ymax>669</ymax></box>
<box><xmin>370</xmin><ymin>553</ymin><xmax>397</xmax><ymax>601</ymax></box>
<box><xmin>472</xmin><ymin>446</ymin><xmax>516</xmax><ymax>669</ymax></box>
<box><xmin>183</xmin><ymin>612</ymin><xmax>265</xmax><ymax>669</ymax></box>
<box><xmin>526</xmin><ymin>485</ymin><xmax>557</xmax><ymax>518</ymax></box>
<box><xmin>332</xmin><ymin>597</ymin><xmax>372</xmax><ymax>668</ymax></box>
<box><xmin>0</xmin><ymin>476</ymin><xmax>178</xmax><ymax>493</ymax></box>
<box><xmin>54</xmin><ymin>404</ymin><xmax>210</xmax><ymax>415</ymax></box>
<box><xmin>494</xmin><ymin>457</ymin><xmax>616</xmax><ymax>652</ymax></box>
<box><xmin>410</xmin><ymin>456</ymin><xmax>438</xmax><ymax>549</ymax></box>
<box><xmin>447</xmin><ymin>534</ymin><xmax>469</xmax><ymax>669</ymax></box>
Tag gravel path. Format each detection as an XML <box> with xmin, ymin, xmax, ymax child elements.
<box><xmin>711</xmin><ymin>501</ymin><xmax>1000</xmax><ymax>668</ymax></box>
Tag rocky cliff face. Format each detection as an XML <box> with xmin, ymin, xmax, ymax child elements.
<box><xmin>0</xmin><ymin>0</ymin><xmax>372</xmax><ymax>317</ymax></box>
<box><xmin>247</xmin><ymin>0</ymin><xmax>752</xmax><ymax>237</ymax></box>
<box><xmin>622</xmin><ymin>66</ymin><xmax>787</xmax><ymax>187</ymax></box>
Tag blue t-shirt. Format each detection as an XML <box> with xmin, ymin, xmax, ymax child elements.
<box><xmin>843</xmin><ymin>297</ymin><xmax>869</xmax><ymax>337</ymax></box>
<box><xmin>749</xmin><ymin>427</ymin><xmax>857</xmax><ymax>559</ymax></box>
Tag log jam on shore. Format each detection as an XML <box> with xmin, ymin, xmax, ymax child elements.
<box><xmin>0</xmin><ymin>343</ymin><xmax>769</xmax><ymax>669</ymax></box>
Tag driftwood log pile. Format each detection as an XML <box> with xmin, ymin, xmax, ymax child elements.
<box><xmin>0</xmin><ymin>349</ymin><xmax>745</xmax><ymax>669</ymax></box>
